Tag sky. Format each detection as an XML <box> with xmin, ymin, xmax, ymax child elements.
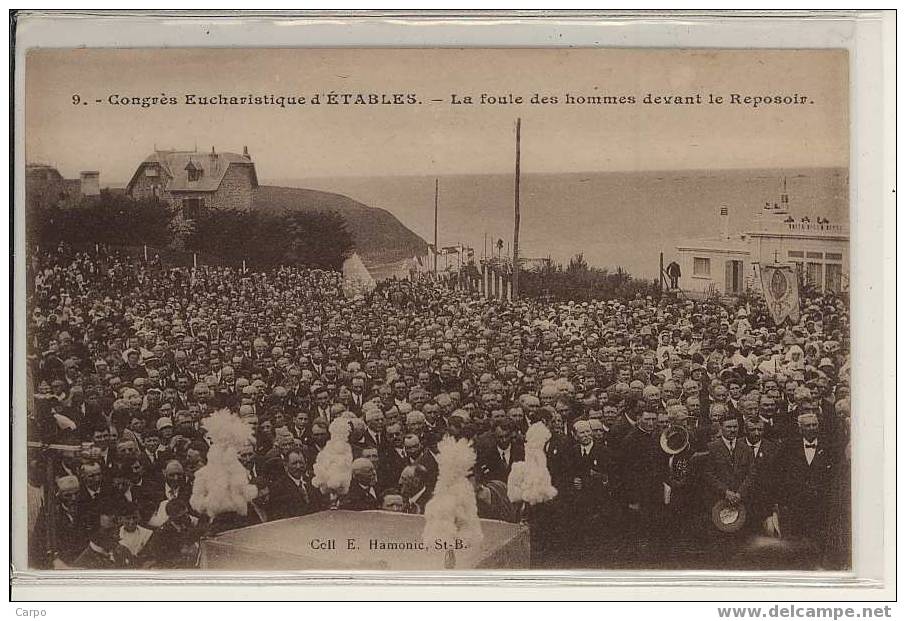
<box><xmin>25</xmin><ymin>48</ymin><xmax>848</xmax><ymax>183</ymax></box>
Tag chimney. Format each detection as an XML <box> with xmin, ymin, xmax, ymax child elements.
<box><xmin>719</xmin><ymin>205</ymin><xmax>729</xmax><ymax>239</ymax></box>
<box><xmin>80</xmin><ymin>171</ymin><xmax>100</xmax><ymax>196</ymax></box>
<box><xmin>243</xmin><ymin>145</ymin><xmax>249</xmax><ymax>159</ymax></box>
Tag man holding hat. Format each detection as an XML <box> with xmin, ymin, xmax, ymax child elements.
<box><xmin>702</xmin><ymin>415</ymin><xmax>755</xmax><ymax>538</ymax></box>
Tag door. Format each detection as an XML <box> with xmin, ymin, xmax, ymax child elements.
<box><xmin>725</xmin><ymin>260</ymin><xmax>742</xmax><ymax>294</ymax></box>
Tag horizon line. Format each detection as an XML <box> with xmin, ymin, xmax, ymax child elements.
<box><xmin>49</xmin><ymin>163</ymin><xmax>849</xmax><ymax>188</ymax></box>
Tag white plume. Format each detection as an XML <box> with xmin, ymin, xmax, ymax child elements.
<box><xmin>312</xmin><ymin>416</ymin><xmax>353</xmax><ymax>495</ymax></box>
<box><xmin>422</xmin><ymin>437</ymin><xmax>483</xmax><ymax>549</ymax></box>
<box><xmin>190</xmin><ymin>410</ymin><xmax>258</xmax><ymax>518</ymax></box>
<box><xmin>506</xmin><ymin>461</ymin><xmax>528</xmax><ymax>503</ymax></box>
<box><xmin>507</xmin><ymin>422</ymin><xmax>557</xmax><ymax>505</ymax></box>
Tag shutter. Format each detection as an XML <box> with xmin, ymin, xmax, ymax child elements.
<box><xmin>725</xmin><ymin>260</ymin><xmax>733</xmax><ymax>293</ymax></box>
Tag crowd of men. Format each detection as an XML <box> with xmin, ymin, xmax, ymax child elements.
<box><xmin>25</xmin><ymin>244</ymin><xmax>851</xmax><ymax>570</ymax></box>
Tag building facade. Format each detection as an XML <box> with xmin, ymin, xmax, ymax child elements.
<box><xmin>126</xmin><ymin>147</ymin><xmax>258</xmax><ymax>217</ymax></box>
<box><xmin>676</xmin><ymin>187</ymin><xmax>849</xmax><ymax>296</ymax></box>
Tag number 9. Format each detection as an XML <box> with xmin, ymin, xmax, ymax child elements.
<box><xmin>72</xmin><ymin>94</ymin><xmax>81</xmax><ymax>105</ymax></box>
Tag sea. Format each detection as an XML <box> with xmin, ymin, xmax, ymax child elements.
<box><xmin>262</xmin><ymin>168</ymin><xmax>849</xmax><ymax>279</ymax></box>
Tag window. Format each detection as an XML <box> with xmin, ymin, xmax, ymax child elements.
<box><xmin>788</xmin><ymin>250</ymin><xmax>804</xmax><ymax>258</ymax></box>
<box><xmin>826</xmin><ymin>264</ymin><xmax>842</xmax><ymax>292</ymax></box>
<box><xmin>145</xmin><ymin>167</ymin><xmax>159</xmax><ymax>178</ymax></box>
<box><xmin>806</xmin><ymin>251</ymin><xmax>823</xmax><ymax>259</ymax></box>
<box><xmin>693</xmin><ymin>257</ymin><xmax>711</xmax><ymax>277</ymax></box>
<box><xmin>825</xmin><ymin>252</ymin><xmax>843</xmax><ymax>261</ymax></box>
<box><xmin>182</xmin><ymin>198</ymin><xmax>204</xmax><ymax>220</ymax></box>
<box><xmin>806</xmin><ymin>262</ymin><xmax>823</xmax><ymax>289</ymax></box>
<box><xmin>185</xmin><ymin>161</ymin><xmax>203</xmax><ymax>182</ymax></box>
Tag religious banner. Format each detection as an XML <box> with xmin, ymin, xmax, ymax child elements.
<box><xmin>760</xmin><ymin>263</ymin><xmax>801</xmax><ymax>325</ymax></box>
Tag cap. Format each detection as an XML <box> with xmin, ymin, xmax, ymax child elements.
<box><xmin>156</xmin><ymin>417</ymin><xmax>173</xmax><ymax>431</ymax></box>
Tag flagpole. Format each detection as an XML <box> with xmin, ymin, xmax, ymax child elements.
<box><xmin>512</xmin><ymin>117</ymin><xmax>521</xmax><ymax>300</ymax></box>
<box><xmin>433</xmin><ymin>178</ymin><xmax>439</xmax><ymax>275</ymax></box>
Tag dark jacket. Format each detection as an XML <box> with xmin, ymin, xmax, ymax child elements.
<box><xmin>701</xmin><ymin>437</ymin><xmax>756</xmax><ymax>503</ymax></box>
<box><xmin>617</xmin><ymin>427</ymin><xmax>662</xmax><ymax>508</ymax></box>
<box><xmin>30</xmin><ymin>505</ymin><xmax>89</xmax><ymax>568</ymax></box>
<box><xmin>340</xmin><ymin>482</ymin><xmax>380</xmax><ymax>511</ymax></box>
<box><xmin>476</xmin><ymin>440</ymin><xmax>526</xmax><ymax>483</ymax></box>
<box><xmin>774</xmin><ymin>435</ymin><xmax>840</xmax><ymax>537</ymax></box>
<box><xmin>268</xmin><ymin>473</ymin><xmax>318</xmax><ymax>520</ymax></box>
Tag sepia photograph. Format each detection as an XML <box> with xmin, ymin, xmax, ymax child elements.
<box><xmin>17</xmin><ymin>45</ymin><xmax>854</xmax><ymax>574</ymax></box>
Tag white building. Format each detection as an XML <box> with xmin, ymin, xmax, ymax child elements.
<box><xmin>675</xmin><ymin>183</ymin><xmax>849</xmax><ymax>297</ymax></box>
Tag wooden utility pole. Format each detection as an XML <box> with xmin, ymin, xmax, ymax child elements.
<box><xmin>659</xmin><ymin>252</ymin><xmax>665</xmax><ymax>293</ymax></box>
<box><xmin>512</xmin><ymin>117</ymin><xmax>522</xmax><ymax>300</ymax></box>
<box><xmin>433</xmin><ymin>178</ymin><xmax>439</xmax><ymax>274</ymax></box>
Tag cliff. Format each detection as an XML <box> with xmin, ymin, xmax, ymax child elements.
<box><xmin>252</xmin><ymin>185</ymin><xmax>428</xmax><ymax>265</ymax></box>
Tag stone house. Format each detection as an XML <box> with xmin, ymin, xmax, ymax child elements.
<box><xmin>126</xmin><ymin>147</ymin><xmax>258</xmax><ymax>218</ymax></box>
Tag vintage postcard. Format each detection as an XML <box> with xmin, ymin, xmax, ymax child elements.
<box><xmin>16</xmin><ymin>45</ymin><xmax>855</xmax><ymax>575</ymax></box>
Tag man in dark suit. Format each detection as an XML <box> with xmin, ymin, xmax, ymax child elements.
<box><xmin>616</xmin><ymin>407</ymin><xmax>663</xmax><ymax>551</ymax></box>
<box><xmin>739</xmin><ymin>417</ymin><xmax>781</xmax><ymax>532</ymax></box>
<box><xmin>398</xmin><ymin>464</ymin><xmax>430</xmax><ymax>514</ymax></box>
<box><xmin>143</xmin><ymin>498</ymin><xmax>206</xmax><ymax>569</ymax></box>
<box><xmin>72</xmin><ymin>503</ymin><xmax>135</xmax><ymax>569</ymax></box>
<box><xmin>289</xmin><ymin>410</ymin><xmax>311</xmax><ymax>445</ymax></box>
<box><xmin>567</xmin><ymin>420</ymin><xmax>616</xmax><ymax>540</ymax></box>
<box><xmin>378</xmin><ymin>422</ymin><xmax>408</xmax><ymax>492</ymax></box>
<box><xmin>774</xmin><ymin>411</ymin><xmax>840</xmax><ymax>546</ymax></box>
<box><xmin>415</xmin><ymin>435</ymin><xmax>441</xmax><ymax>495</ymax></box>
<box><xmin>340</xmin><ymin>458</ymin><xmax>380</xmax><ymax>510</ymax></box>
<box><xmin>701</xmin><ymin>416</ymin><xmax>755</xmax><ymax>524</ymax></box>
<box><xmin>269</xmin><ymin>449</ymin><xmax>318</xmax><ymax>520</ymax></box>
<box><xmin>309</xmin><ymin>387</ymin><xmax>333</xmax><ymax>423</ymax></box>
<box><xmin>348</xmin><ymin>377</ymin><xmax>368</xmax><ymax>415</ymax></box>
<box><xmin>362</xmin><ymin>408</ymin><xmax>386</xmax><ymax>449</ymax></box>
<box><xmin>476</xmin><ymin>418</ymin><xmax>525</xmax><ymax>483</ymax></box>
<box><xmin>608</xmin><ymin>400</ymin><xmax>640</xmax><ymax>446</ymax></box>
<box><xmin>77</xmin><ymin>459</ymin><xmax>106</xmax><ymax>520</ymax></box>
<box><xmin>30</xmin><ymin>475</ymin><xmax>89</xmax><ymax>568</ymax></box>
<box><xmin>758</xmin><ymin>394</ymin><xmax>792</xmax><ymax>443</ymax></box>
<box><xmin>145</xmin><ymin>459</ymin><xmax>192</xmax><ymax>527</ymax></box>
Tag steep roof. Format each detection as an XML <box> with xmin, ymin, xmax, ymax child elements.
<box><xmin>127</xmin><ymin>149</ymin><xmax>258</xmax><ymax>194</ymax></box>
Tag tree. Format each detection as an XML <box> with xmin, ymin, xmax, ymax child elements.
<box><xmin>29</xmin><ymin>191</ymin><xmax>173</xmax><ymax>249</ymax></box>
<box><xmin>185</xmin><ymin>208</ymin><xmax>354</xmax><ymax>271</ymax></box>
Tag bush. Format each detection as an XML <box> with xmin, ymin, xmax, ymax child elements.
<box><xmin>518</xmin><ymin>253</ymin><xmax>659</xmax><ymax>302</ymax></box>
